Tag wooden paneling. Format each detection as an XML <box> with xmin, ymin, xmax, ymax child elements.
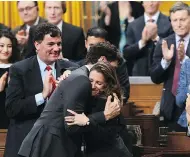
<box><xmin>129</xmin><ymin>84</ymin><xmax>163</xmax><ymax>114</ymax></box>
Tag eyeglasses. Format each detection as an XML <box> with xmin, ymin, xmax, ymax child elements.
<box><xmin>18</xmin><ymin>6</ymin><xmax>36</xmax><ymax>13</ymax></box>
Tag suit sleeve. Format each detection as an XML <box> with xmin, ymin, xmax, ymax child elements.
<box><xmin>123</xmin><ymin>23</ymin><xmax>142</xmax><ymax>59</ymax></box>
<box><xmin>150</xmin><ymin>40</ymin><xmax>169</xmax><ymax>84</ymax></box>
<box><xmin>86</xmin><ymin>115</ymin><xmax>123</xmax><ymax>139</ymax></box>
<box><xmin>5</xmin><ymin>65</ymin><xmax>43</xmax><ymax>119</ymax></box>
<box><xmin>64</xmin><ymin>75</ymin><xmax>92</xmax><ymax>134</ymax></box>
<box><xmin>176</xmin><ymin>61</ymin><xmax>188</xmax><ymax>108</ymax></box>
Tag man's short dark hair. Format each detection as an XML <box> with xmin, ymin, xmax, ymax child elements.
<box><xmin>85</xmin><ymin>41</ymin><xmax>121</xmax><ymax>64</ymax></box>
<box><xmin>34</xmin><ymin>23</ymin><xmax>61</xmax><ymax>42</ymax></box>
<box><xmin>86</xmin><ymin>27</ymin><xmax>108</xmax><ymax>40</ymax></box>
<box><xmin>169</xmin><ymin>2</ymin><xmax>190</xmax><ymax>16</ymax></box>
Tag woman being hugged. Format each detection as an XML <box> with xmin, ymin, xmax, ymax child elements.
<box><xmin>65</xmin><ymin>62</ymin><xmax>132</xmax><ymax>157</ymax></box>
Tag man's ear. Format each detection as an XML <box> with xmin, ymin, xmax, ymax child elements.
<box><xmin>34</xmin><ymin>41</ymin><xmax>40</xmax><ymax>53</ymax></box>
<box><xmin>98</xmin><ymin>56</ymin><xmax>107</xmax><ymax>62</ymax></box>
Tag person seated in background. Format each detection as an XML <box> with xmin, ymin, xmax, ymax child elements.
<box><xmin>0</xmin><ymin>30</ymin><xmax>20</xmax><ymax>129</ymax></box>
<box><xmin>98</xmin><ymin>1</ymin><xmax>144</xmax><ymax>54</ymax></box>
<box><xmin>26</xmin><ymin>1</ymin><xmax>85</xmax><ymax>62</ymax></box>
<box><xmin>12</xmin><ymin>1</ymin><xmax>46</xmax><ymax>59</ymax></box>
<box><xmin>123</xmin><ymin>1</ymin><xmax>173</xmax><ymax>76</ymax></box>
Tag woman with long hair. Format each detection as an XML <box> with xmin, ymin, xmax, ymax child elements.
<box><xmin>65</xmin><ymin>62</ymin><xmax>132</xmax><ymax>157</ymax></box>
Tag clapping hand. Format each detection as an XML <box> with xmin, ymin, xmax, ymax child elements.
<box><xmin>162</xmin><ymin>40</ymin><xmax>174</xmax><ymax>62</ymax></box>
<box><xmin>0</xmin><ymin>71</ymin><xmax>8</xmax><ymax>92</ymax></box>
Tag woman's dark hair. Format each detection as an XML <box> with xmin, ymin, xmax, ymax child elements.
<box><xmin>90</xmin><ymin>62</ymin><xmax>123</xmax><ymax>104</ymax></box>
<box><xmin>0</xmin><ymin>30</ymin><xmax>20</xmax><ymax>63</ymax></box>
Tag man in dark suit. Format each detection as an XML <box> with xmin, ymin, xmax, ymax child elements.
<box><xmin>4</xmin><ymin>23</ymin><xmax>78</xmax><ymax>157</ymax></box>
<box><xmin>123</xmin><ymin>1</ymin><xmax>173</xmax><ymax>76</ymax></box>
<box><xmin>12</xmin><ymin>1</ymin><xmax>46</xmax><ymax>59</ymax></box>
<box><xmin>150</xmin><ymin>2</ymin><xmax>190</xmax><ymax>131</ymax></box>
<box><xmin>26</xmin><ymin>1</ymin><xmax>85</xmax><ymax>62</ymax></box>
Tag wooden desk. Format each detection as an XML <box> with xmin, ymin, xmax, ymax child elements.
<box><xmin>129</xmin><ymin>77</ymin><xmax>163</xmax><ymax>114</ymax></box>
<box><xmin>0</xmin><ymin>129</ymin><xmax>7</xmax><ymax>157</ymax></box>
<box><xmin>133</xmin><ymin>132</ymin><xmax>190</xmax><ymax>157</ymax></box>
<box><xmin>125</xmin><ymin>115</ymin><xmax>159</xmax><ymax>147</ymax></box>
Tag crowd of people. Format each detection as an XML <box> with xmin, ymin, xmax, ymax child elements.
<box><xmin>1</xmin><ymin>1</ymin><xmax>190</xmax><ymax>157</ymax></box>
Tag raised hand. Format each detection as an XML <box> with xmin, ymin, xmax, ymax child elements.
<box><xmin>177</xmin><ymin>41</ymin><xmax>185</xmax><ymax>62</ymax></box>
<box><xmin>16</xmin><ymin>30</ymin><xmax>29</xmax><ymax>46</ymax></box>
<box><xmin>162</xmin><ymin>40</ymin><xmax>174</xmax><ymax>62</ymax></box>
<box><xmin>42</xmin><ymin>70</ymin><xmax>54</xmax><ymax>99</ymax></box>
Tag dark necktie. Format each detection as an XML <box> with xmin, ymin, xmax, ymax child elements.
<box><xmin>172</xmin><ymin>38</ymin><xmax>184</xmax><ymax>96</ymax></box>
<box><xmin>147</xmin><ymin>19</ymin><xmax>155</xmax><ymax>23</ymax></box>
<box><xmin>45</xmin><ymin>65</ymin><xmax>56</xmax><ymax>98</ymax></box>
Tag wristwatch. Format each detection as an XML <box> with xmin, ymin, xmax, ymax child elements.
<box><xmin>86</xmin><ymin>121</ymin><xmax>90</xmax><ymax>125</ymax></box>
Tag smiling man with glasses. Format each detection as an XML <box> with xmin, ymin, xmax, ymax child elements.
<box><xmin>12</xmin><ymin>1</ymin><xmax>46</xmax><ymax>59</ymax></box>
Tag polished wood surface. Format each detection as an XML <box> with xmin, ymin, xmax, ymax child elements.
<box><xmin>129</xmin><ymin>84</ymin><xmax>163</xmax><ymax>114</ymax></box>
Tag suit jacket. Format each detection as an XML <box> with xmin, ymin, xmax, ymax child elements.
<box><xmin>150</xmin><ymin>34</ymin><xmax>190</xmax><ymax>120</ymax></box>
<box><xmin>123</xmin><ymin>13</ymin><xmax>173</xmax><ymax>76</ymax></box>
<box><xmin>4</xmin><ymin>56</ymin><xmax>78</xmax><ymax>157</ymax></box>
<box><xmin>12</xmin><ymin>17</ymin><xmax>47</xmax><ymax>59</ymax></box>
<box><xmin>18</xmin><ymin>66</ymin><xmax>106</xmax><ymax>157</ymax></box>
<box><xmin>26</xmin><ymin>21</ymin><xmax>86</xmax><ymax>62</ymax></box>
<box><xmin>98</xmin><ymin>1</ymin><xmax>144</xmax><ymax>48</ymax></box>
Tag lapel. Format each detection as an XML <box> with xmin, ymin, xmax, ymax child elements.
<box><xmin>55</xmin><ymin>61</ymin><xmax>62</xmax><ymax>78</ymax></box>
<box><xmin>139</xmin><ymin>16</ymin><xmax>145</xmax><ymax>38</ymax></box>
<box><xmin>20</xmin><ymin>24</ymin><xmax>27</xmax><ymax>31</ymax></box>
<box><xmin>157</xmin><ymin>13</ymin><xmax>163</xmax><ymax>35</ymax></box>
<box><xmin>28</xmin><ymin>56</ymin><xmax>43</xmax><ymax>92</ymax></box>
<box><xmin>169</xmin><ymin>34</ymin><xmax>177</xmax><ymax>62</ymax></box>
<box><xmin>186</xmin><ymin>39</ymin><xmax>190</xmax><ymax>57</ymax></box>
<box><xmin>61</xmin><ymin>21</ymin><xmax>67</xmax><ymax>42</ymax></box>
